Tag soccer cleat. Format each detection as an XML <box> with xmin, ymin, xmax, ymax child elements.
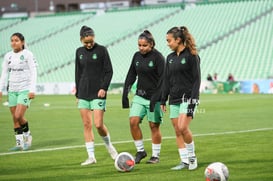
<box><xmin>81</xmin><ymin>157</ymin><xmax>97</xmax><ymax>166</ymax></box>
<box><xmin>25</xmin><ymin>134</ymin><xmax>32</xmax><ymax>147</ymax></box>
<box><xmin>135</xmin><ymin>151</ymin><xmax>147</xmax><ymax>164</ymax></box>
<box><xmin>23</xmin><ymin>134</ymin><xmax>32</xmax><ymax>151</ymax></box>
<box><xmin>9</xmin><ymin>146</ymin><xmax>23</xmax><ymax>151</ymax></box>
<box><xmin>23</xmin><ymin>144</ymin><xmax>30</xmax><ymax>151</ymax></box>
<box><xmin>188</xmin><ymin>156</ymin><xmax>198</xmax><ymax>170</ymax></box>
<box><xmin>107</xmin><ymin>145</ymin><xmax>118</xmax><ymax>160</ymax></box>
<box><xmin>146</xmin><ymin>156</ymin><xmax>159</xmax><ymax>164</ymax></box>
<box><xmin>171</xmin><ymin>162</ymin><xmax>189</xmax><ymax>170</ymax></box>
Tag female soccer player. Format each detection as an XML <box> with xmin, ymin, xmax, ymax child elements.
<box><xmin>122</xmin><ymin>30</ymin><xmax>165</xmax><ymax>164</ymax></box>
<box><xmin>75</xmin><ymin>25</ymin><xmax>118</xmax><ymax>166</ymax></box>
<box><xmin>0</xmin><ymin>32</ymin><xmax>37</xmax><ymax>151</ymax></box>
<box><xmin>161</xmin><ymin>26</ymin><xmax>201</xmax><ymax>170</ymax></box>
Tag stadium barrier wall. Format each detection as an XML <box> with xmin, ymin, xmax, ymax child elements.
<box><xmin>1</xmin><ymin>80</ymin><xmax>273</xmax><ymax>95</ymax></box>
<box><xmin>200</xmin><ymin>79</ymin><xmax>273</xmax><ymax>94</ymax></box>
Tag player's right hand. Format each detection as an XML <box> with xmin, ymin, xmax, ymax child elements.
<box><xmin>160</xmin><ymin>105</ymin><xmax>166</xmax><ymax>113</ymax></box>
<box><xmin>122</xmin><ymin>96</ymin><xmax>129</xmax><ymax>108</ymax></box>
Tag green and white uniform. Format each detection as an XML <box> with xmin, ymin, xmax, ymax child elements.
<box><xmin>122</xmin><ymin>49</ymin><xmax>165</xmax><ymax>123</ymax></box>
<box><xmin>0</xmin><ymin>49</ymin><xmax>38</xmax><ymax>106</ymax></box>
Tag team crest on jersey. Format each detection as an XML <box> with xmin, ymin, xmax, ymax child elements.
<box><xmin>136</xmin><ymin>61</ymin><xmax>139</xmax><ymax>66</ymax></box>
<box><xmin>92</xmin><ymin>53</ymin><xmax>97</xmax><ymax>60</ymax></box>
<box><xmin>181</xmin><ymin>58</ymin><xmax>186</xmax><ymax>64</ymax></box>
<box><xmin>168</xmin><ymin>59</ymin><xmax>174</xmax><ymax>64</ymax></box>
<box><xmin>79</xmin><ymin>54</ymin><xmax>83</xmax><ymax>60</ymax></box>
<box><xmin>98</xmin><ymin>101</ymin><xmax>104</xmax><ymax>107</ymax></box>
<box><xmin>148</xmin><ymin>61</ymin><xmax>154</xmax><ymax>67</ymax></box>
<box><xmin>20</xmin><ymin>55</ymin><xmax>24</xmax><ymax>61</ymax></box>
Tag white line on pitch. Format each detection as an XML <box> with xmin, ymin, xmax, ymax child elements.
<box><xmin>0</xmin><ymin>127</ymin><xmax>272</xmax><ymax>156</ymax></box>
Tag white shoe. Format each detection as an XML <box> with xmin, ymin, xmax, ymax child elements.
<box><xmin>171</xmin><ymin>162</ymin><xmax>189</xmax><ymax>170</ymax></box>
<box><xmin>188</xmin><ymin>156</ymin><xmax>198</xmax><ymax>170</ymax></box>
<box><xmin>81</xmin><ymin>157</ymin><xmax>97</xmax><ymax>166</ymax></box>
<box><xmin>9</xmin><ymin>146</ymin><xmax>23</xmax><ymax>151</ymax></box>
<box><xmin>23</xmin><ymin>134</ymin><xmax>32</xmax><ymax>151</ymax></box>
<box><xmin>26</xmin><ymin>134</ymin><xmax>32</xmax><ymax>147</ymax></box>
<box><xmin>107</xmin><ymin>145</ymin><xmax>118</xmax><ymax>160</ymax></box>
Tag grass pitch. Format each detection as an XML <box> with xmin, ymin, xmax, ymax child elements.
<box><xmin>0</xmin><ymin>94</ymin><xmax>273</xmax><ymax>181</ymax></box>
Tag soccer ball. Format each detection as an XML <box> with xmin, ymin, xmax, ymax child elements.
<box><xmin>204</xmin><ymin>162</ymin><xmax>229</xmax><ymax>181</ymax></box>
<box><xmin>114</xmin><ymin>152</ymin><xmax>135</xmax><ymax>172</ymax></box>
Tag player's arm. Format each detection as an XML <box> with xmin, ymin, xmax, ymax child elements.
<box><xmin>28</xmin><ymin>51</ymin><xmax>38</xmax><ymax>99</ymax></box>
<box><xmin>187</xmin><ymin>55</ymin><xmax>201</xmax><ymax>117</ymax></box>
<box><xmin>150</xmin><ymin>53</ymin><xmax>165</xmax><ymax>112</ymax></box>
<box><xmin>122</xmin><ymin>55</ymin><xmax>137</xmax><ymax>108</ymax></box>
<box><xmin>0</xmin><ymin>56</ymin><xmax>9</xmax><ymax>101</ymax></box>
<box><xmin>75</xmin><ymin>49</ymin><xmax>81</xmax><ymax>98</ymax></box>
<box><xmin>100</xmin><ymin>47</ymin><xmax>113</xmax><ymax>92</ymax></box>
<box><xmin>160</xmin><ymin>57</ymin><xmax>170</xmax><ymax>106</ymax></box>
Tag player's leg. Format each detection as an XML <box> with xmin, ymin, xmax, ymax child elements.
<box><xmin>146</xmin><ymin>122</ymin><xmax>161</xmax><ymax>163</ymax></box>
<box><xmin>178</xmin><ymin>103</ymin><xmax>197</xmax><ymax>170</ymax></box>
<box><xmin>16</xmin><ymin>90</ymin><xmax>32</xmax><ymax>150</ymax></box>
<box><xmin>78</xmin><ymin>99</ymin><xmax>96</xmax><ymax>165</ymax></box>
<box><xmin>146</xmin><ymin>102</ymin><xmax>162</xmax><ymax>164</ymax></box>
<box><xmin>129</xmin><ymin>97</ymin><xmax>147</xmax><ymax>164</ymax></box>
<box><xmin>170</xmin><ymin>117</ymin><xmax>190</xmax><ymax>170</ymax></box>
<box><xmin>130</xmin><ymin>116</ymin><xmax>147</xmax><ymax>163</ymax></box>
<box><xmin>21</xmin><ymin>118</ymin><xmax>32</xmax><ymax>149</ymax></box>
<box><xmin>80</xmin><ymin>108</ymin><xmax>96</xmax><ymax>165</ymax></box>
<box><xmin>9</xmin><ymin>106</ymin><xmax>24</xmax><ymax>151</ymax></box>
<box><xmin>14</xmin><ymin>104</ymin><xmax>31</xmax><ymax>151</ymax></box>
<box><xmin>169</xmin><ymin>104</ymin><xmax>189</xmax><ymax>170</ymax></box>
<box><xmin>8</xmin><ymin>92</ymin><xmax>26</xmax><ymax>151</ymax></box>
<box><xmin>93</xmin><ymin>109</ymin><xmax>118</xmax><ymax>160</ymax></box>
<box><xmin>92</xmin><ymin>99</ymin><xmax>118</xmax><ymax>160</ymax></box>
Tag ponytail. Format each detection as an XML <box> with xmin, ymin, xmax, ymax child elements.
<box><xmin>138</xmin><ymin>30</ymin><xmax>156</xmax><ymax>48</ymax></box>
<box><xmin>80</xmin><ymin>25</ymin><xmax>94</xmax><ymax>38</ymax></box>
<box><xmin>167</xmin><ymin>26</ymin><xmax>197</xmax><ymax>55</ymax></box>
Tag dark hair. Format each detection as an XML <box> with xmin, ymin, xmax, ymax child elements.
<box><xmin>11</xmin><ymin>32</ymin><xmax>25</xmax><ymax>49</ymax></box>
<box><xmin>167</xmin><ymin>26</ymin><xmax>197</xmax><ymax>55</ymax></box>
<box><xmin>138</xmin><ymin>30</ymin><xmax>155</xmax><ymax>48</ymax></box>
<box><xmin>80</xmin><ymin>25</ymin><xmax>94</xmax><ymax>37</ymax></box>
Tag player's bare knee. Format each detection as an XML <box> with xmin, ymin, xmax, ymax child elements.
<box><xmin>180</xmin><ymin>126</ymin><xmax>189</xmax><ymax>136</ymax></box>
<box><xmin>13</xmin><ymin>114</ymin><xmax>23</xmax><ymax>122</ymax></box>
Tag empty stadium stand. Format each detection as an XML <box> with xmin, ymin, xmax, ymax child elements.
<box><xmin>1</xmin><ymin>0</ymin><xmax>272</xmax><ymax>84</ymax></box>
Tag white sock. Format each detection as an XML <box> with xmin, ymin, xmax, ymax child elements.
<box><xmin>185</xmin><ymin>141</ymin><xmax>196</xmax><ymax>157</ymax></box>
<box><xmin>85</xmin><ymin>142</ymin><xmax>95</xmax><ymax>158</ymax></box>
<box><xmin>152</xmin><ymin>143</ymin><xmax>161</xmax><ymax>158</ymax></box>
<box><xmin>23</xmin><ymin>130</ymin><xmax>31</xmax><ymax>137</ymax></box>
<box><xmin>15</xmin><ymin>134</ymin><xmax>24</xmax><ymax>147</ymax></box>
<box><xmin>102</xmin><ymin>134</ymin><xmax>112</xmax><ymax>148</ymax></box>
<box><xmin>178</xmin><ymin>148</ymin><xmax>189</xmax><ymax>164</ymax></box>
<box><xmin>134</xmin><ymin>140</ymin><xmax>144</xmax><ymax>152</ymax></box>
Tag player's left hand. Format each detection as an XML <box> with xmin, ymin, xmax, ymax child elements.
<box><xmin>98</xmin><ymin>89</ymin><xmax>106</xmax><ymax>98</ymax></box>
<box><xmin>28</xmin><ymin>92</ymin><xmax>35</xmax><ymax>99</ymax></box>
<box><xmin>187</xmin><ymin>99</ymin><xmax>199</xmax><ymax>117</ymax></box>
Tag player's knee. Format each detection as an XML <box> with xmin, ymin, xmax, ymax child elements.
<box><xmin>129</xmin><ymin>118</ymin><xmax>140</xmax><ymax>128</ymax></box>
<box><xmin>83</xmin><ymin>121</ymin><xmax>92</xmax><ymax>130</ymax></box>
<box><xmin>174</xmin><ymin>126</ymin><xmax>181</xmax><ymax>136</ymax></box>
<box><xmin>94</xmin><ymin>122</ymin><xmax>104</xmax><ymax>130</ymax></box>
<box><xmin>149</xmin><ymin>123</ymin><xmax>160</xmax><ymax>132</ymax></box>
<box><xmin>179</xmin><ymin>125</ymin><xmax>189</xmax><ymax>135</ymax></box>
<box><xmin>13</xmin><ymin>113</ymin><xmax>23</xmax><ymax>122</ymax></box>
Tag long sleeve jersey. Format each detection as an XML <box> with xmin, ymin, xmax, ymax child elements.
<box><xmin>161</xmin><ymin>48</ymin><xmax>201</xmax><ymax>105</ymax></box>
<box><xmin>0</xmin><ymin>49</ymin><xmax>37</xmax><ymax>93</ymax></box>
<box><xmin>123</xmin><ymin>49</ymin><xmax>165</xmax><ymax>101</ymax></box>
<box><xmin>75</xmin><ymin>43</ymin><xmax>113</xmax><ymax>100</ymax></box>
